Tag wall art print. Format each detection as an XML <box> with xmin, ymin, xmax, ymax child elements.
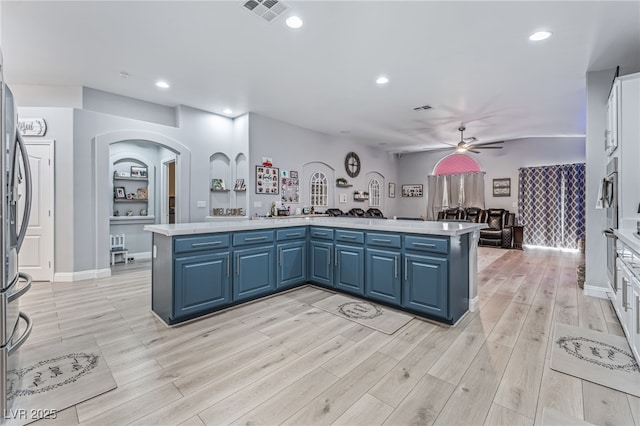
<box><xmin>281</xmin><ymin>170</ymin><xmax>299</xmax><ymax>203</ymax></box>
<box><xmin>256</xmin><ymin>165</ymin><xmax>279</xmax><ymax>195</ymax></box>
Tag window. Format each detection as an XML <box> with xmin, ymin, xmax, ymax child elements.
<box><xmin>310</xmin><ymin>172</ymin><xmax>328</xmax><ymax>207</ymax></box>
<box><xmin>368</xmin><ymin>179</ymin><xmax>381</xmax><ymax>207</ymax></box>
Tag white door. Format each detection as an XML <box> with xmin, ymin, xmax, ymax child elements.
<box><xmin>18</xmin><ymin>142</ymin><xmax>54</xmax><ymax>281</ymax></box>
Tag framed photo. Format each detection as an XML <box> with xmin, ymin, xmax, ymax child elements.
<box><xmin>136</xmin><ymin>188</ymin><xmax>148</xmax><ymax>200</ymax></box>
<box><xmin>290</xmin><ymin>170</ymin><xmax>298</xmax><ymax>179</ymax></box>
<box><xmin>402</xmin><ymin>184</ymin><xmax>423</xmax><ymax>197</ymax></box>
<box><xmin>255</xmin><ymin>165</ymin><xmax>279</xmax><ymax>195</ymax></box>
<box><xmin>388</xmin><ymin>182</ymin><xmax>396</xmax><ymax>198</ymax></box>
<box><xmin>234</xmin><ymin>179</ymin><xmax>245</xmax><ymax>191</ymax></box>
<box><xmin>281</xmin><ymin>176</ymin><xmax>300</xmax><ymax>203</ymax></box>
<box><xmin>211</xmin><ymin>178</ymin><xmax>225</xmax><ymax>190</ymax></box>
<box><xmin>131</xmin><ymin>166</ymin><xmax>148</xmax><ymax>178</ymax></box>
<box><xmin>114</xmin><ymin>187</ymin><xmax>126</xmax><ymax>199</ymax></box>
<box><xmin>493</xmin><ymin>178</ymin><xmax>511</xmax><ymax>197</ymax></box>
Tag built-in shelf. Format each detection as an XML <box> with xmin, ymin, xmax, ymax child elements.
<box><xmin>211</xmin><ymin>189</ymin><xmax>231</xmax><ymax>192</ymax></box>
<box><xmin>110</xmin><ymin>215</ymin><xmax>156</xmax><ymax>222</ymax></box>
<box><xmin>114</xmin><ymin>199</ymin><xmax>148</xmax><ymax>203</ymax></box>
<box><xmin>233</xmin><ymin>189</ymin><xmax>247</xmax><ymax>192</ymax></box>
<box><xmin>336</xmin><ymin>184</ymin><xmax>353</xmax><ymax>188</ymax></box>
<box><xmin>114</xmin><ymin>176</ymin><xmax>149</xmax><ymax>182</ymax></box>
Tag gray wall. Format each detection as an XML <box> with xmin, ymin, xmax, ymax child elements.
<box><xmin>396</xmin><ymin>137</ymin><xmax>586</xmax><ymax>218</ymax></box>
<box><xmin>248</xmin><ymin>113</ymin><xmax>398</xmax><ymax>217</ymax></box>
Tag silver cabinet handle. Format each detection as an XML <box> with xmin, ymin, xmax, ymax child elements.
<box><xmin>245</xmin><ymin>236</ymin><xmax>267</xmax><ymax>241</ymax></box>
<box><xmin>335</xmin><ymin>247</ymin><xmax>339</xmax><ymax>267</ymax></box>
<box><xmin>341</xmin><ymin>235</ymin><xmax>356</xmax><ymax>240</ymax></box>
<box><xmin>8</xmin><ymin>312</ymin><xmax>32</xmax><ymax>355</ymax></box>
<box><xmin>279</xmin><ymin>248</ymin><xmax>283</xmax><ymax>267</ymax></box>
<box><xmin>412</xmin><ymin>242</ymin><xmax>435</xmax><ymax>248</ymax></box>
<box><xmin>636</xmin><ymin>295</ymin><xmax>639</xmax><ymax>335</ymax></box>
<box><xmin>192</xmin><ymin>241</ymin><xmax>222</xmax><ymax>247</ymax></box>
<box><xmin>236</xmin><ymin>254</ymin><xmax>240</xmax><ymax>276</ymax></box>
<box><xmin>372</xmin><ymin>238</ymin><xmax>391</xmax><ymax>243</ymax></box>
<box><xmin>623</xmin><ymin>277</ymin><xmax>629</xmax><ymax>312</ymax></box>
<box><xmin>394</xmin><ymin>256</ymin><xmax>398</xmax><ymax>278</ymax></box>
<box><xmin>226</xmin><ymin>255</ymin><xmax>230</xmax><ymax>277</ymax></box>
<box><xmin>328</xmin><ymin>249</ymin><xmax>331</xmax><ymax>266</ymax></box>
<box><xmin>404</xmin><ymin>257</ymin><xmax>408</xmax><ymax>281</ymax></box>
<box><xmin>286</xmin><ymin>233</ymin><xmax>301</xmax><ymax>237</ymax></box>
<box><xmin>313</xmin><ymin>233</ymin><xmax>327</xmax><ymax>238</ymax></box>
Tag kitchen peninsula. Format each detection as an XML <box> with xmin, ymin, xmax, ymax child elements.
<box><xmin>145</xmin><ymin>218</ymin><xmax>487</xmax><ymax>326</ymax></box>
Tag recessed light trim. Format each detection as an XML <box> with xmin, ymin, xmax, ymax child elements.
<box><xmin>155</xmin><ymin>80</ymin><xmax>170</xmax><ymax>89</ymax></box>
<box><xmin>286</xmin><ymin>15</ymin><xmax>303</xmax><ymax>29</ymax></box>
<box><xmin>223</xmin><ymin>108</ymin><xmax>233</xmax><ymax>115</ymax></box>
<box><xmin>376</xmin><ymin>76</ymin><xmax>389</xmax><ymax>85</ymax></box>
<box><xmin>529</xmin><ymin>31</ymin><xmax>552</xmax><ymax>41</ymax></box>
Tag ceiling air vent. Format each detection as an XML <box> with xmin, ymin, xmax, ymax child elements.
<box><xmin>243</xmin><ymin>0</ymin><xmax>288</xmax><ymax>23</ymax></box>
<box><xmin>413</xmin><ymin>105</ymin><xmax>433</xmax><ymax>111</ymax></box>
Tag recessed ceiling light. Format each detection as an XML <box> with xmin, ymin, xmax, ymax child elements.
<box><xmin>223</xmin><ymin>108</ymin><xmax>233</xmax><ymax>115</ymax></box>
<box><xmin>376</xmin><ymin>76</ymin><xmax>389</xmax><ymax>85</ymax></box>
<box><xmin>286</xmin><ymin>16</ymin><xmax>303</xmax><ymax>29</ymax></box>
<box><xmin>529</xmin><ymin>31</ymin><xmax>552</xmax><ymax>41</ymax></box>
<box><xmin>119</xmin><ymin>71</ymin><xmax>129</xmax><ymax>79</ymax></box>
<box><xmin>155</xmin><ymin>80</ymin><xmax>170</xmax><ymax>89</ymax></box>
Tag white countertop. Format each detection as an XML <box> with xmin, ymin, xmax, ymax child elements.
<box><xmin>615</xmin><ymin>228</ymin><xmax>640</xmax><ymax>255</ymax></box>
<box><xmin>144</xmin><ymin>217</ymin><xmax>487</xmax><ymax>237</ymax></box>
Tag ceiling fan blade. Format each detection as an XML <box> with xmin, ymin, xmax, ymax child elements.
<box><xmin>474</xmin><ymin>146</ymin><xmax>503</xmax><ymax>150</ymax></box>
<box><xmin>422</xmin><ymin>147</ymin><xmax>457</xmax><ymax>153</ymax></box>
<box><xmin>468</xmin><ymin>149</ymin><xmax>481</xmax><ymax>154</ymax></box>
<box><xmin>469</xmin><ymin>140</ymin><xmax>504</xmax><ymax>147</ymax></box>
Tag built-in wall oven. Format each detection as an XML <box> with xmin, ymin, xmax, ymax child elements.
<box><xmin>602</xmin><ymin>157</ymin><xmax>618</xmax><ymax>290</ymax></box>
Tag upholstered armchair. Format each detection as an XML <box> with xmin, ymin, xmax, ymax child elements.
<box><xmin>465</xmin><ymin>207</ymin><xmax>486</xmax><ymax>223</ymax></box>
<box><xmin>479</xmin><ymin>209</ymin><xmax>516</xmax><ymax>248</ymax></box>
<box><xmin>437</xmin><ymin>208</ymin><xmax>466</xmax><ymax>221</ymax></box>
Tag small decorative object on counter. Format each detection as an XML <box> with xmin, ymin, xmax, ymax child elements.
<box><xmin>140</xmin><ymin>209</ymin><xmax>147</xmax><ymax>216</ymax></box>
<box><xmin>126</xmin><ymin>210</ymin><xmax>134</xmax><ymax>216</ymax></box>
<box><xmin>302</xmin><ymin>206</ymin><xmax>310</xmax><ymax>214</ymax></box>
<box><xmin>114</xmin><ymin>210</ymin><xmax>120</xmax><ymax>217</ymax></box>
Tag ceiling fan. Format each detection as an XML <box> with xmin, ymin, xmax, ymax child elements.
<box><xmin>432</xmin><ymin>125</ymin><xmax>504</xmax><ymax>154</ymax></box>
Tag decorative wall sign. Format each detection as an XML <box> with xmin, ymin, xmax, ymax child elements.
<box><xmin>388</xmin><ymin>182</ymin><xmax>396</xmax><ymax>198</ymax></box>
<box><xmin>402</xmin><ymin>184</ymin><xmax>423</xmax><ymax>197</ymax></box>
<box><xmin>18</xmin><ymin>118</ymin><xmax>47</xmax><ymax>137</ymax></box>
<box><xmin>256</xmin><ymin>165</ymin><xmax>279</xmax><ymax>194</ymax></box>
<box><xmin>493</xmin><ymin>178</ymin><xmax>511</xmax><ymax>197</ymax></box>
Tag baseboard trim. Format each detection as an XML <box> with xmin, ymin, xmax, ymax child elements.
<box><xmin>583</xmin><ymin>284</ymin><xmax>611</xmax><ymax>299</ymax></box>
<box><xmin>468</xmin><ymin>296</ymin><xmax>479</xmax><ymax>312</ymax></box>
<box><xmin>54</xmin><ymin>268</ymin><xmax>111</xmax><ymax>282</ymax></box>
<box><xmin>129</xmin><ymin>251</ymin><xmax>152</xmax><ymax>261</ymax></box>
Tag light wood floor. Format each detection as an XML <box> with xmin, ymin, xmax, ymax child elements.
<box><xmin>19</xmin><ymin>249</ymin><xmax>640</xmax><ymax>426</ymax></box>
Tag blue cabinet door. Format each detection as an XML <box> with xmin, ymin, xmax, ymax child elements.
<box><xmin>365</xmin><ymin>248</ymin><xmax>401</xmax><ymax>305</ymax></box>
<box><xmin>403</xmin><ymin>253</ymin><xmax>448</xmax><ymax>319</ymax></box>
<box><xmin>277</xmin><ymin>241</ymin><xmax>307</xmax><ymax>288</ymax></box>
<box><xmin>334</xmin><ymin>244</ymin><xmax>364</xmax><ymax>295</ymax></box>
<box><xmin>310</xmin><ymin>241</ymin><xmax>333</xmax><ymax>287</ymax></box>
<box><xmin>234</xmin><ymin>245</ymin><xmax>276</xmax><ymax>301</ymax></box>
<box><xmin>174</xmin><ymin>251</ymin><xmax>231</xmax><ymax>320</ymax></box>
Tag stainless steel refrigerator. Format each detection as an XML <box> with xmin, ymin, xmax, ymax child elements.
<box><xmin>0</xmin><ymin>51</ymin><xmax>33</xmax><ymax>416</ymax></box>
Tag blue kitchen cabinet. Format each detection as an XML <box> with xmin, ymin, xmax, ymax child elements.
<box><xmin>403</xmin><ymin>252</ymin><xmax>448</xmax><ymax>319</ymax></box>
<box><xmin>277</xmin><ymin>240</ymin><xmax>307</xmax><ymax>288</ymax></box>
<box><xmin>174</xmin><ymin>251</ymin><xmax>231</xmax><ymax>320</ymax></box>
<box><xmin>365</xmin><ymin>248</ymin><xmax>401</xmax><ymax>305</ymax></box>
<box><xmin>334</xmin><ymin>243</ymin><xmax>364</xmax><ymax>295</ymax></box>
<box><xmin>309</xmin><ymin>240</ymin><xmax>333</xmax><ymax>287</ymax></box>
<box><xmin>233</xmin><ymin>245</ymin><xmax>276</xmax><ymax>302</ymax></box>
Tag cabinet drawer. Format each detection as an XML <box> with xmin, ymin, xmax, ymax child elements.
<box><xmin>310</xmin><ymin>227</ymin><xmax>334</xmax><ymax>240</ymax></box>
<box><xmin>404</xmin><ymin>235</ymin><xmax>448</xmax><ymax>254</ymax></box>
<box><xmin>366</xmin><ymin>233</ymin><xmax>401</xmax><ymax>248</ymax></box>
<box><xmin>335</xmin><ymin>230</ymin><xmax>364</xmax><ymax>244</ymax></box>
<box><xmin>276</xmin><ymin>227</ymin><xmax>307</xmax><ymax>241</ymax></box>
<box><xmin>233</xmin><ymin>230</ymin><xmax>274</xmax><ymax>247</ymax></box>
<box><xmin>174</xmin><ymin>234</ymin><xmax>230</xmax><ymax>254</ymax></box>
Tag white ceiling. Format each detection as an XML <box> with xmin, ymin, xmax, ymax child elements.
<box><xmin>1</xmin><ymin>1</ymin><xmax>639</xmax><ymax>153</ymax></box>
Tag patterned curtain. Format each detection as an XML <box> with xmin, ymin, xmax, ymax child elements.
<box><xmin>518</xmin><ymin>163</ymin><xmax>585</xmax><ymax>249</ymax></box>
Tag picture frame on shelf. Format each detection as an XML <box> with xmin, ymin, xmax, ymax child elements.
<box><xmin>136</xmin><ymin>188</ymin><xmax>148</xmax><ymax>200</ymax></box>
<box><xmin>255</xmin><ymin>165</ymin><xmax>279</xmax><ymax>195</ymax></box>
<box><xmin>234</xmin><ymin>179</ymin><xmax>245</xmax><ymax>190</ymax></box>
<box><xmin>114</xmin><ymin>187</ymin><xmax>126</xmax><ymax>199</ymax></box>
<box><xmin>126</xmin><ymin>193</ymin><xmax>134</xmax><ymax>200</ymax></box>
<box><xmin>130</xmin><ymin>166</ymin><xmax>148</xmax><ymax>178</ymax></box>
<box><xmin>401</xmin><ymin>184</ymin><xmax>423</xmax><ymax>197</ymax></box>
<box><xmin>211</xmin><ymin>178</ymin><xmax>225</xmax><ymax>190</ymax></box>
<box><xmin>492</xmin><ymin>178</ymin><xmax>511</xmax><ymax>197</ymax></box>
<box><xmin>290</xmin><ymin>170</ymin><xmax>298</xmax><ymax>179</ymax></box>
<box><xmin>389</xmin><ymin>182</ymin><xmax>396</xmax><ymax>198</ymax></box>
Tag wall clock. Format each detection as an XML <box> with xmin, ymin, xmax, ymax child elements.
<box><xmin>345</xmin><ymin>152</ymin><xmax>361</xmax><ymax>178</ymax></box>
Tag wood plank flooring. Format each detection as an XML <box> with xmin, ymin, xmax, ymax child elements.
<box><xmin>18</xmin><ymin>248</ymin><xmax>639</xmax><ymax>425</ymax></box>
